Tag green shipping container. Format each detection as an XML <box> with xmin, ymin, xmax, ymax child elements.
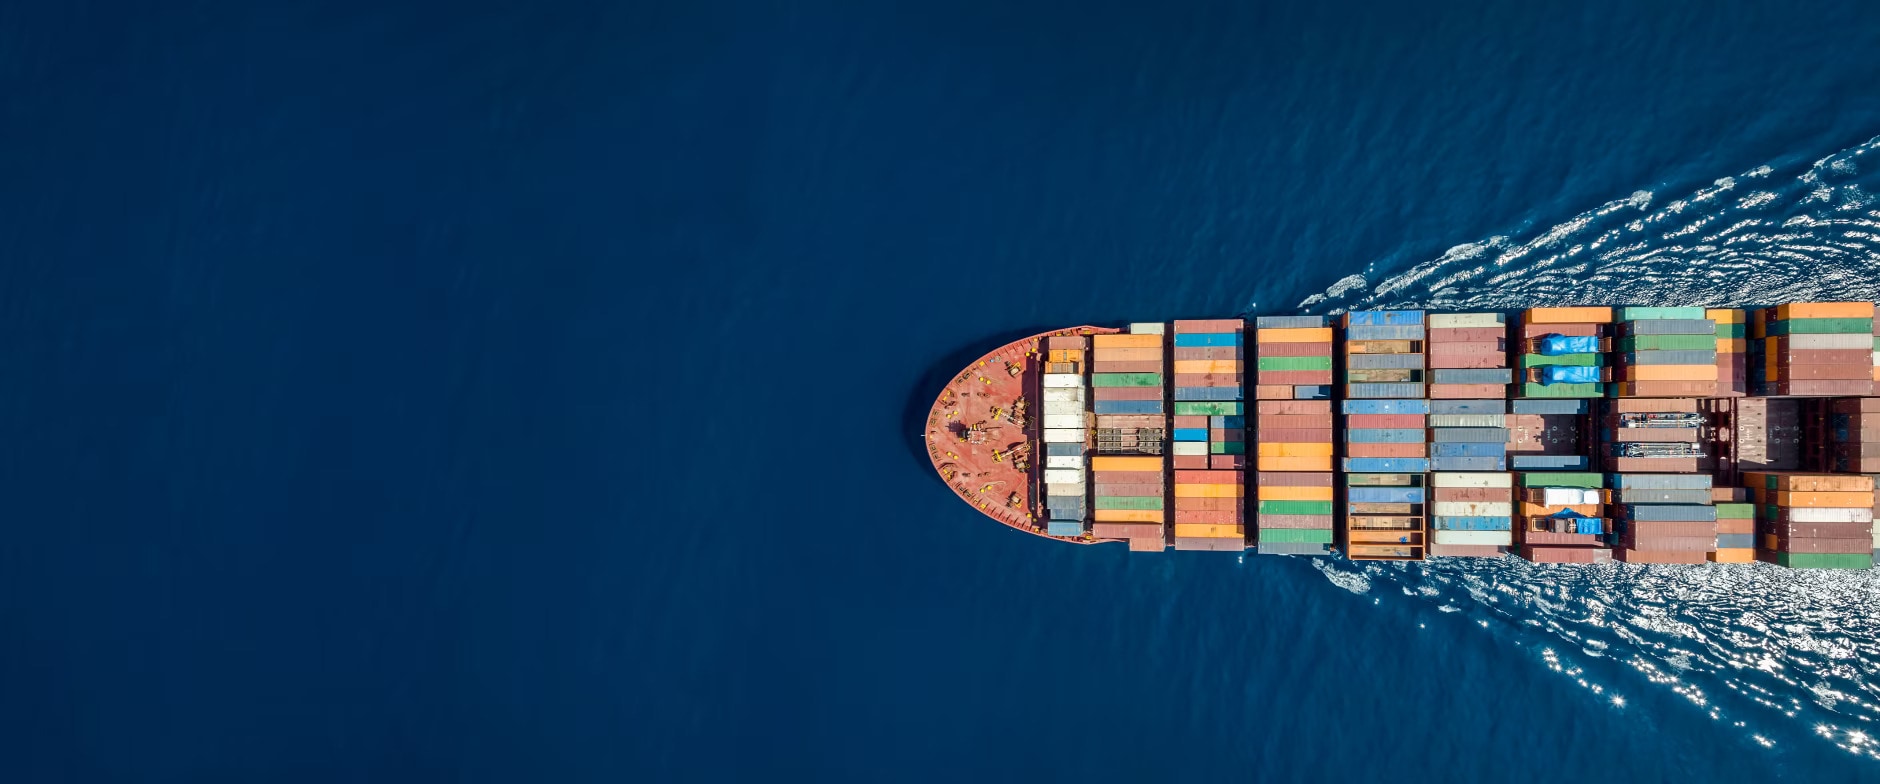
<box><xmin>1175</xmin><ymin>401</ymin><xmax>1243</xmax><ymax>416</ymax></box>
<box><xmin>1090</xmin><ymin>372</ymin><xmax>1163</xmax><ymax>387</ymax></box>
<box><xmin>1095</xmin><ymin>496</ymin><xmax>1164</xmax><ymax>511</ymax></box>
<box><xmin>1209</xmin><ymin>441</ymin><xmax>1246</xmax><ymax>455</ymax></box>
<box><xmin>1518</xmin><ymin>472</ymin><xmax>1603</xmax><ymax>488</ymax></box>
<box><xmin>1521</xmin><ymin>353</ymin><xmax>1603</xmax><ymax>367</ymax></box>
<box><xmin>1257</xmin><ymin>356</ymin><xmax>1333</xmax><ymax>371</ymax></box>
<box><xmin>1619</xmin><ymin>306</ymin><xmax>1707</xmax><ymax>321</ymax></box>
<box><xmin>1258</xmin><ymin>500</ymin><xmax>1334</xmax><ymax>515</ymax></box>
<box><xmin>1521</xmin><ymin>382</ymin><xmax>1602</xmax><ymax>398</ymax></box>
<box><xmin>1768</xmin><ymin>317</ymin><xmax>1874</xmax><ymax>335</ymax></box>
<box><xmin>1259</xmin><ymin>527</ymin><xmax>1335</xmax><ymax>544</ymax></box>
<box><xmin>1716</xmin><ymin>323</ymin><xmax>1747</xmax><ymax>338</ymax></box>
<box><xmin>1769</xmin><ymin>552</ymin><xmax>1874</xmax><ymax>569</ymax></box>
<box><xmin>1713</xmin><ymin>502</ymin><xmax>1755</xmax><ymax>519</ymax></box>
<box><xmin>1617</xmin><ymin>334</ymin><xmax>1717</xmax><ymax>351</ymax></box>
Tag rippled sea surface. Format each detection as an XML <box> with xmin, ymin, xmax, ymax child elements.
<box><xmin>6</xmin><ymin>1</ymin><xmax>1880</xmax><ymax>781</ymax></box>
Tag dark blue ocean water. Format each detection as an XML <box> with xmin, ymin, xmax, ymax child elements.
<box><xmin>7</xmin><ymin>1</ymin><xmax>1880</xmax><ymax>781</ymax></box>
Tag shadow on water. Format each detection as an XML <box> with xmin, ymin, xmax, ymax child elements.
<box><xmin>898</xmin><ymin>325</ymin><xmax>1073</xmax><ymax>481</ymax></box>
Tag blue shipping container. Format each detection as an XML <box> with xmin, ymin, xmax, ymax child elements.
<box><xmin>1430</xmin><ymin>456</ymin><xmax>1507</xmax><ymax>471</ymax></box>
<box><xmin>1254</xmin><ymin>315</ymin><xmax>1328</xmax><ymax>329</ymax></box>
<box><xmin>1433</xmin><ymin>516</ymin><xmax>1514</xmax><ymax>531</ymax></box>
<box><xmin>1347</xmin><ymin>324</ymin><xmax>1427</xmax><ymax>341</ymax></box>
<box><xmin>1347</xmin><ymin>382</ymin><xmax>1426</xmax><ymax>399</ymax></box>
<box><xmin>1210</xmin><ymin>415</ymin><xmax>1245</xmax><ymax>429</ymax></box>
<box><xmin>1607</xmin><ymin>473</ymin><xmax>1713</xmax><ymax>490</ymax></box>
<box><xmin>1175</xmin><ymin>386</ymin><xmax>1241</xmax><ymax>401</ymax></box>
<box><xmin>1342</xmin><ymin>399</ymin><xmax>1433</xmax><ymax>415</ymax></box>
<box><xmin>1343</xmin><ymin>457</ymin><xmax>1432</xmax><ymax>473</ymax></box>
<box><xmin>1511</xmin><ymin>399</ymin><xmax>1588</xmax><ymax>414</ymax></box>
<box><xmin>1046</xmin><ymin>521</ymin><xmax>1085</xmax><ymax>536</ymax></box>
<box><xmin>1093</xmin><ymin>400</ymin><xmax>1164</xmax><ymax>415</ymax></box>
<box><xmin>1623</xmin><ymin>504</ymin><xmax>1718</xmax><ymax>522</ymax></box>
<box><xmin>1430</xmin><ymin>442</ymin><xmax>1507</xmax><ymax>457</ymax></box>
<box><xmin>1346</xmin><ymin>428</ymin><xmax>1425</xmax><ymax>443</ymax></box>
<box><xmin>1431</xmin><ymin>427</ymin><xmax>1509</xmax><ymax>443</ymax></box>
<box><xmin>1431</xmin><ymin>368</ymin><xmax>1514</xmax><ymax>384</ymax></box>
<box><xmin>1431</xmin><ymin>399</ymin><xmax>1508</xmax><ymax>415</ymax></box>
<box><xmin>1293</xmin><ymin>385</ymin><xmax>1332</xmax><ymax>400</ymax></box>
<box><xmin>1172</xmin><ymin>428</ymin><xmax>1209</xmax><ymax>442</ymax></box>
<box><xmin>1510</xmin><ymin>454</ymin><xmax>1589</xmax><ymax>469</ymax></box>
<box><xmin>1173</xmin><ymin>332</ymin><xmax>1241</xmax><ymax>347</ymax></box>
<box><xmin>1346</xmin><ymin>310</ymin><xmax>1425</xmax><ymax>326</ymax></box>
<box><xmin>1716</xmin><ymin>533</ymin><xmax>1755</xmax><ymax>549</ymax></box>
<box><xmin>1349</xmin><ymin>487</ymin><xmax>1426</xmax><ymax>504</ymax></box>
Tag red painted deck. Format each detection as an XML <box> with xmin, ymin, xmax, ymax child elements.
<box><xmin>925</xmin><ymin>326</ymin><xmax>1118</xmax><ymax>541</ymax></box>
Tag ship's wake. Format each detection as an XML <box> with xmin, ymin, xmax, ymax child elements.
<box><xmin>1293</xmin><ymin>133</ymin><xmax>1880</xmax><ymax>761</ymax></box>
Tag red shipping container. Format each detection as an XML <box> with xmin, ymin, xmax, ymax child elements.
<box><xmin>1346</xmin><ymin>414</ymin><xmax>1428</xmax><ymax>428</ymax></box>
<box><xmin>1432</xmin><ymin>487</ymin><xmax>1512</xmax><ymax>502</ymax></box>
<box><xmin>1173</xmin><ymin>415</ymin><xmax>1210</xmax><ymax>428</ymax></box>
<box><xmin>1522</xmin><ymin>323</ymin><xmax>1601</xmax><ymax>338</ymax></box>
<box><xmin>1345</xmin><ymin>443</ymin><xmax>1428</xmax><ymax>458</ymax></box>
<box><xmin>1092</xmin><ymin>522</ymin><xmax>1160</xmax><ymax>539</ymax></box>
<box><xmin>1175</xmin><ymin>470</ymin><xmax>1243</xmax><ymax>484</ymax></box>
<box><xmin>1774</xmin><ymin>381</ymin><xmax>1874</xmax><ymax>395</ymax></box>
<box><xmin>1615</xmin><ymin>380</ymin><xmax>1719</xmax><ymax>397</ymax></box>
<box><xmin>1770</xmin><ymin>537</ymin><xmax>1870</xmax><ymax>554</ymax></box>
<box><xmin>1254</xmin><ymin>385</ymin><xmax>1296</xmax><ymax>400</ymax></box>
<box><xmin>1428</xmin><ymin>341</ymin><xmax>1506</xmax><ymax>354</ymax></box>
<box><xmin>1614</xmin><ymin>549</ymin><xmax>1708</xmax><ymax>564</ymax></box>
<box><xmin>1523</xmin><ymin>531</ymin><xmax>1604</xmax><ymax>546</ymax></box>
<box><xmin>1093</xmin><ymin>415</ymin><xmax>1164</xmax><ymax>428</ymax></box>
<box><xmin>1521</xmin><ymin>545</ymin><xmax>1613</xmax><ymax>563</ymax></box>
<box><xmin>1716</xmin><ymin>519</ymin><xmax>1754</xmax><ymax>534</ymax></box>
<box><xmin>1427</xmin><ymin>355</ymin><xmax>1509</xmax><ymax>369</ymax></box>
<box><xmin>1256</xmin><ymin>400</ymin><xmax>1332</xmax><ymax>415</ymax></box>
<box><xmin>1771</xmin><ymin>348</ymin><xmax>1869</xmax><ymax>364</ymax></box>
<box><xmin>1173</xmin><ymin>346</ymin><xmax>1245</xmax><ymax>360</ymax></box>
<box><xmin>1429</xmin><ymin>383</ymin><xmax>1509</xmax><ymax>398</ymax></box>
<box><xmin>1621</xmin><ymin>535</ymin><xmax>1715</xmax><ymax>552</ymax></box>
<box><xmin>1174</xmin><ymin>510</ymin><xmax>1241</xmax><ymax>524</ymax></box>
<box><xmin>1429</xmin><ymin>544</ymin><xmax>1507</xmax><ymax>558</ymax></box>
<box><xmin>1253</xmin><ymin>341</ymin><xmax>1334</xmax><ymax>356</ymax></box>
<box><xmin>1256</xmin><ymin>471</ymin><xmax>1334</xmax><ymax>486</ymax></box>
<box><xmin>1777</xmin><ymin>364</ymin><xmax>1872</xmax><ymax>380</ymax></box>
<box><xmin>1258</xmin><ymin>370</ymin><xmax>1334</xmax><ymax>385</ymax></box>
<box><xmin>1092</xmin><ymin>470</ymin><xmax>1162</xmax><ymax>484</ymax></box>
<box><xmin>1092</xmin><ymin>483</ymin><xmax>1163</xmax><ymax>496</ymax></box>
<box><xmin>1258</xmin><ymin>414</ymin><xmax>1334</xmax><ymax>429</ymax></box>
<box><xmin>1046</xmin><ymin>335</ymin><xmax>1088</xmax><ymax>349</ymax></box>
<box><xmin>1173</xmin><ymin>497</ymin><xmax>1244</xmax><ymax>511</ymax></box>
<box><xmin>1430</xmin><ymin>327</ymin><xmax>1507</xmax><ymax>341</ymax></box>
<box><xmin>1090</xmin><ymin>360</ymin><xmax>1165</xmax><ymax>373</ymax></box>
<box><xmin>1621</xmin><ymin>521</ymin><xmax>1716</xmax><ymax>536</ymax></box>
<box><xmin>1093</xmin><ymin>386</ymin><xmax>1163</xmax><ymax>401</ymax></box>
<box><xmin>1257</xmin><ymin>514</ymin><xmax>1337</xmax><ymax>528</ymax></box>
<box><xmin>1173</xmin><ymin>537</ymin><xmax>1245</xmax><ymax>551</ymax></box>
<box><xmin>1175</xmin><ymin>373</ymin><xmax>1243</xmax><ymax>387</ymax></box>
<box><xmin>1257</xmin><ymin>428</ymin><xmax>1334</xmax><ymax>443</ymax></box>
<box><xmin>1610</xmin><ymin>457</ymin><xmax>1698</xmax><ymax>472</ymax></box>
<box><xmin>1209</xmin><ymin>428</ymin><xmax>1244</xmax><ymax>442</ymax></box>
<box><xmin>1209</xmin><ymin>454</ymin><xmax>1246</xmax><ymax>470</ymax></box>
<box><xmin>1611</xmin><ymin>398</ymin><xmax>1697</xmax><ymax>412</ymax></box>
<box><xmin>1172</xmin><ymin>454</ymin><xmax>1210</xmax><ymax>469</ymax></box>
<box><xmin>1173</xmin><ymin>319</ymin><xmax>1244</xmax><ymax>333</ymax></box>
<box><xmin>1762</xmin><ymin>522</ymin><xmax>1871</xmax><ymax>539</ymax></box>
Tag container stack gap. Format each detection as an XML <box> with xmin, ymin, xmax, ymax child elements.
<box><xmin>1507</xmin><ymin>398</ymin><xmax>1590</xmax><ymax>470</ymax></box>
<box><xmin>1089</xmin><ymin>326</ymin><xmax>1167</xmax><ymax>551</ymax></box>
<box><xmin>1611</xmin><ymin>306</ymin><xmax>1718</xmax><ymax>398</ymax></box>
<box><xmin>1515</xmin><ymin>471</ymin><xmax>1613</xmax><ymax>563</ymax></box>
<box><xmin>1519</xmin><ymin>307</ymin><xmax>1611</xmax><ymax>399</ymax></box>
<box><xmin>1744</xmin><ymin>472</ymin><xmax>1876</xmax><ymax>569</ymax></box>
<box><xmin>1170</xmin><ymin>319</ymin><xmax>1247</xmax><ymax>551</ymax></box>
<box><xmin>1751</xmin><ymin>302</ymin><xmax>1876</xmax><ymax>397</ymax></box>
<box><xmin>1608</xmin><ymin>473</ymin><xmax>1716</xmax><ymax>564</ymax></box>
<box><xmin>1252</xmin><ymin>315</ymin><xmax>1335</xmax><ymax>556</ymax></box>
<box><xmin>1710</xmin><ymin>308</ymin><xmax>1748</xmax><ymax>397</ymax></box>
<box><xmin>1605</xmin><ymin>398</ymin><xmax>1703</xmax><ymax>474</ymax></box>
<box><xmin>1041</xmin><ymin>334</ymin><xmax>1091</xmax><ymax>536</ymax></box>
<box><xmin>1826</xmin><ymin>397</ymin><xmax>1880</xmax><ymax>473</ymax></box>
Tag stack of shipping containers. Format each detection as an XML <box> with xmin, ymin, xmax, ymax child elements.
<box><xmin>1744</xmin><ymin>472</ymin><xmax>1875</xmax><ymax>569</ymax></box>
<box><xmin>1712</xmin><ymin>308</ymin><xmax>1748</xmax><ymax>397</ymax></box>
<box><xmin>1253</xmin><ymin>316</ymin><xmax>1335</xmax><ymax>556</ymax></box>
<box><xmin>1041</xmin><ymin>335</ymin><xmax>1089</xmax><ymax>536</ymax></box>
<box><xmin>1089</xmin><ymin>327</ymin><xmax>1167</xmax><ymax>551</ymax></box>
<box><xmin>1427</xmin><ymin>313</ymin><xmax>1511</xmax><ymax>399</ymax></box>
<box><xmin>1342</xmin><ymin>310</ymin><xmax>1430</xmax><ymax>560</ymax></box>
<box><xmin>1712</xmin><ymin>488</ymin><xmax>1755</xmax><ymax>563</ymax></box>
<box><xmin>1751</xmin><ymin>302</ymin><xmax>1876</xmax><ymax>397</ymax></box>
<box><xmin>1171</xmin><ymin>320</ymin><xmax>1246</xmax><ymax>551</ymax></box>
<box><xmin>1517</xmin><ymin>471</ymin><xmax>1611</xmax><ymax>563</ymax></box>
<box><xmin>1519</xmin><ymin>307</ymin><xmax>1610</xmax><ymax>399</ymax></box>
<box><xmin>1611</xmin><ymin>307</ymin><xmax>1719</xmax><ymax>398</ymax></box>
<box><xmin>1424</xmin><ymin>312</ymin><xmax>1514</xmax><ymax>557</ymax></box>
<box><xmin>1430</xmin><ymin>471</ymin><xmax>1514</xmax><ymax>557</ymax></box>
<box><xmin>1608</xmin><ymin>474</ymin><xmax>1716</xmax><ymax>564</ymax></box>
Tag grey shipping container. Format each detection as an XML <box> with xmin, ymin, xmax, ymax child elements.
<box><xmin>1431</xmin><ymin>427</ymin><xmax>1510</xmax><ymax>443</ymax></box>
<box><xmin>1175</xmin><ymin>387</ymin><xmax>1240</xmax><ymax>401</ymax></box>
<box><xmin>1293</xmin><ymin>385</ymin><xmax>1332</xmax><ymax>399</ymax></box>
<box><xmin>1608</xmin><ymin>474</ymin><xmax>1713</xmax><ymax>490</ymax></box>
<box><xmin>1431</xmin><ymin>368</ymin><xmax>1514</xmax><ymax>385</ymax></box>
<box><xmin>1257</xmin><ymin>541</ymin><xmax>1334</xmax><ymax>556</ymax></box>
<box><xmin>1348</xmin><ymin>354</ymin><xmax>1426</xmax><ymax>370</ymax></box>
<box><xmin>1428</xmin><ymin>414</ymin><xmax>1508</xmax><ymax>428</ymax></box>
<box><xmin>1624</xmin><ymin>504</ymin><xmax>1719</xmax><ymax>522</ymax></box>
<box><xmin>1510</xmin><ymin>454</ymin><xmax>1589</xmax><ymax>469</ymax></box>
<box><xmin>1624</xmin><ymin>319</ymin><xmax>1717</xmax><ymax>336</ymax></box>
<box><xmin>1511</xmin><ymin>399</ymin><xmax>1588</xmax><ymax>414</ymax></box>
<box><xmin>1623</xmin><ymin>349</ymin><xmax>1719</xmax><ymax>365</ymax></box>
<box><xmin>1046</xmin><ymin>443</ymin><xmax>1086</xmax><ymax>456</ymax></box>
<box><xmin>1716</xmin><ymin>534</ymin><xmax>1756</xmax><ymax>549</ymax></box>
<box><xmin>1613</xmin><ymin>489</ymin><xmax>1714</xmax><ymax>504</ymax></box>
<box><xmin>1347</xmin><ymin>324</ymin><xmax>1427</xmax><ymax>341</ymax></box>
<box><xmin>1348</xmin><ymin>382</ymin><xmax>1425</xmax><ymax>398</ymax></box>
<box><xmin>1255</xmin><ymin>315</ymin><xmax>1328</xmax><ymax>329</ymax></box>
<box><xmin>1431</xmin><ymin>399</ymin><xmax>1508</xmax><ymax>415</ymax></box>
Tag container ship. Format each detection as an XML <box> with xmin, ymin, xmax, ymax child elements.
<box><xmin>923</xmin><ymin>304</ymin><xmax>1880</xmax><ymax>568</ymax></box>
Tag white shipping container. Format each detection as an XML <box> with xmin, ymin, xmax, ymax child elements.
<box><xmin>1128</xmin><ymin>322</ymin><xmax>1166</xmax><ymax>335</ymax></box>
<box><xmin>1429</xmin><ymin>414</ymin><xmax>1506</xmax><ymax>428</ymax></box>
<box><xmin>1785</xmin><ymin>506</ymin><xmax>1874</xmax><ymax>523</ymax></box>
<box><xmin>1043</xmin><ymin>428</ymin><xmax>1086</xmax><ymax>443</ymax></box>
<box><xmin>1043</xmin><ymin>387</ymin><xmax>1086</xmax><ymax>403</ymax></box>
<box><xmin>1540</xmin><ymin>488</ymin><xmax>1600</xmax><ymax>506</ymax></box>
<box><xmin>1433</xmin><ymin>501</ymin><xmax>1514</xmax><ymax>517</ymax></box>
<box><xmin>1429</xmin><ymin>313</ymin><xmax>1506</xmax><ymax>328</ymax></box>
<box><xmin>1043</xmin><ymin>401</ymin><xmax>1085</xmax><ymax>416</ymax></box>
<box><xmin>1432</xmin><ymin>471</ymin><xmax>1513</xmax><ymax>488</ymax></box>
<box><xmin>1044</xmin><ymin>373</ymin><xmax>1084</xmax><ymax>389</ymax></box>
<box><xmin>1171</xmin><ymin>441</ymin><xmax>1209</xmax><ymax>456</ymax></box>
<box><xmin>1044</xmin><ymin>468</ymin><xmax>1085</xmax><ymax>485</ymax></box>
<box><xmin>1046</xmin><ymin>455</ymin><xmax>1086</xmax><ymax>469</ymax></box>
<box><xmin>1786</xmin><ymin>333</ymin><xmax>1873</xmax><ymax>350</ymax></box>
<box><xmin>1043</xmin><ymin>414</ymin><xmax>1084</xmax><ymax>430</ymax></box>
<box><xmin>1433</xmin><ymin>530</ymin><xmax>1514</xmax><ymax>546</ymax></box>
<box><xmin>1046</xmin><ymin>482</ymin><xmax>1086</xmax><ymax>496</ymax></box>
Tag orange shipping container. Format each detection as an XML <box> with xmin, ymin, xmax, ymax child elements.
<box><xmin>1173</xmin><ymin>359</ymin><xmax>1243</xmax><ymax>374</ymax></box>
<box><xmin>1705</xmin><ymin>308</ymin><xmax>1746</xmax><ymax>324</ymax></box>
<box><xmin>1175</xmin><ymin>483</ymin><xmax>1244</xmax><ymax>498</ymax></box>
<box><xmin>1256</xmin><ymin>327</ymin><xmax>1334</xmax><ymax>343</ymax></box>
<box><xmin>1090</xmin><ymin>456</ymin><xmax>1164</xmax><ymax>472</ymax></box>
<box><xmin>1776</xmin><ymin>302</ymin><xmax>1875</xmax><ymax>319</ymax></box>
<box><xmin>1254</xmin><ymin>385</ymin><xmax>1296</xmax><ymax>399</ymax></box>
<box><xmin>1093</xmin><ymin>509</ymin><xmax>1164</xmax><ymax>523</ymax></box>
<box><xmin>1709</xmin><ymin>549</ymin><xmax>1755</xmax><ymax>563</ymax></box>
<box><xmin>1256</xmin><ymin>442</ymin><xmax>1334</xmax><ymax>457</ymax></box>
<box><xmin>1173</xmin><ymin>523</ymin><xmax>1243</xmax><ymax>538</ymax></box>
<box><xmin>1624</xmin><ymin>364</ymin><xmax>1719</xmax><ymax>381</ymax></box>
<box><xmin>1525</xmin><ymin>306</ymin><xmax>1613</xmax><ymax>324</ymax></box>
<box><xmin>1346</xmin><ymin>340</ymin><xmax>1418</xmax><ymax>354</ymax></box>
<box><xmin>1770</xmin><ymin>491</ymin><xmax>1875</xmax><ymax>507</ymax></box>
<box><xmin>1743</xmin><ymin>473</ymin><xmax>1875</xmax><ymax>492</ymax></box>
<box><xmin>1258</xmin><ymin>485</ymin><xmax>1335</xmax><ymax>502</ymax></box>
<box><xmin>1257</xmin><ymin>456</ymin><xmax>1335</xmax><ymax>471</ymax></box>
<box><xmin>1716</xmin><ymin>338</ymin><xmax>1745</xmax><ymax>353</ymax></box>
<box><xmin>1092</xmin><ymin>334</ymin><xmax>1161</xmax><ymax>349</ymax></box>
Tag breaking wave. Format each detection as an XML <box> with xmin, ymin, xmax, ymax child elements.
<box><xmin>1294</xmin><ymin>134</ymin><xmax>1880</xmax><ymax>762</ymax></box>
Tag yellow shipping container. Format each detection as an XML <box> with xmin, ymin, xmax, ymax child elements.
<box><xmin>1627</xmin><ymin>364</ymin><xmax>1719</xmax><ymax>381</ymax></box>
<box><xmin>1345</xmin><ymin>340</ymin><xmax>1418</xmax><ymax>354</ymax></box>
<box><xmin>1716</xmin><ymin>338</ymin><xmax>1744</xmax><ymax>353</ymax></box>
<box><xmin>1092</xmin><ymin>334</ymin><xmax>1161</xmax><ymax>349</ymax></box>
<box><xmin>1256</xmin><ymin>485</ymin><xmax>1335</xmax><ymax>501</ymax></box>
<box><xmin>1092</xmin><ymin>346</ymin><xmax>1160</xmax><ymax>361</ymax></box>
<box><xmin>1705</xmin><ymin>308</ymin><xmax>1746</xmax><ymax>324</ymax></box>
<box><xmin>1708</xmin><ymin>549</ymin><xmax>1755</xmax><ymax>563</ymax></box>
<box><xmin>1525</xmin><ymin>306</ymin><xmax>1613</xmax><ymax>324</ymax></box>
<box><xmin>1094</xmin><ymin>509</ymin><xmax>1165</xmax><ymax>523</ymax></box>
<box><xmin>1256</xmin><ymin>456</ymin><xmax>1334</xmax><ymax>471</ymax></box>
<box><xmin>1775</xmin><ymin>301</ymin><xmax>1875</xmax><ymax>320</ymax></box>
<box><xmin>1091</xmin><ymin>456</ymin><xmax>1164</xmax><ymax>472</ymax></box>
<box><xmin>1173</xmin><ymin>359</ymin><xmax>1243</xmax><ymax>374</ymax></box>
<box><xmin>1255</xmin><ymin>327</ymin><xmax>1334</xmax><ymax>343</ymax></box>
<box><xmin>1047</xmin><ymin>349</ymin><xmax>1086</xmax><ymax>363</ymax></box>
<box><xmin>1175</xmin><ymin>483</ymin><xmax>1244</xmax><ymax>498</ymax></box>
<box><xmin>1173</xmin><ymin>523</ymin><xmax>1243</xmax><ymax>538</ymax></box>
<box><xmin>1256</xmin><ymin>442</ymin><xmax>1334</xmax><ymax>457</ymax></box>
